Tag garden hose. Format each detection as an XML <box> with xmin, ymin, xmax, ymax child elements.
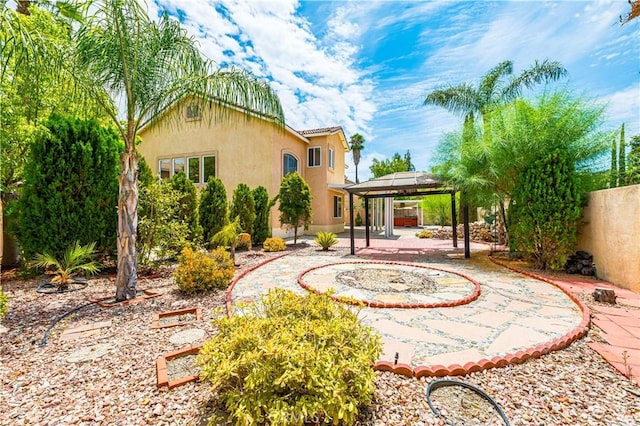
<box><xmin>38</xmin><ymin>301</ymin><xmax>98</xmax><ymax>347</ymax></box>
<box><xmin>425</xmin><ymin>379</ymin><xmax>511</xmax><ymax>426</ymax></box>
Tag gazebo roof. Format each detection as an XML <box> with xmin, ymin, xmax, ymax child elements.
<box><xmin>344</xmin><ymin>171</ymin><xmax>450</xmax><ymax>197</ymax></box>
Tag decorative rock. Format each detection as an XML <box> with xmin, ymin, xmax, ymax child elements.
<box><xmin>169</xmin><ymin>328</ymin><xmax>206</xmax><ymax>346</ymax></box>
<box><xmin>593</xmin><ymin>288</ymin><xmax>616</xmax><ymax>304</ymax></box>
<box><xmin>66</xmin><ymin>343</ymin><xmax>113</xmax><ymax>363</ymax></box>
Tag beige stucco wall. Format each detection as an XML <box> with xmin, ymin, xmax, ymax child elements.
<box><xmin>137</xmin><ymin>100</ymin><xmax>346</xmax><ymax>238</ymax></box>
<box><xmin>576</xmin><ymin>185</ymin><xmax>640</xmax><ymax>292</ymax></box>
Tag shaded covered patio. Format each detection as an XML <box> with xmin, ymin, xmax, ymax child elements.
<box><xmin>343</xmin><ymin>171</ymin><xmax>471</xmax><ymax>258</ymax></box>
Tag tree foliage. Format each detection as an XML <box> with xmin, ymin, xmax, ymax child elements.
<box><xmin>627</xmin><ymin>135</ymin><xmax>640</xmax><ymax>185</ymax></box>
<box><xmin>277</xmin><ymin>172</ymin><xmax>312</xmax><ymax>244</ymax></box>
<box><xmin>167</xmin><ymin>171</ymin><xmax>201</xmax><ymax>243</ymax></box>
<box><xmin>199</xmin><ymin>178</ymin><xmax>228</xmax><ymax>245</ymax></box>
<box><xmin>509</xmin><ymin>150</ymin><xmax>583</xmax><ymax>270</ymax></box>
<box><xmin>252</xmin><ymin>186</ymin><xmax>273</xmax><ymax>245</ymax></box>
<box><xmin>229</xmin><ymin>183</ymin><xmax>255</xmax><ymax>234</ymax></box>
<box><xmin>349</xmin><ymin>133</ymin><xmax>365</xmax><ymax>183</ymax></box>
<box><xmin>370</xmin><ymin>151</ymin><xmax>415</xmax><ymax>178</ymax></box>
<box><xmin>10</xmin><ymin>115</ymin><xmax>120</xmax><ymax>260</ymax></box>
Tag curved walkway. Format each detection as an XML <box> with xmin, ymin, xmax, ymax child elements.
<box><xmin>228</xmin><ymin>248</ymin><xmax>589</xmax><ymax>377</ymax></box>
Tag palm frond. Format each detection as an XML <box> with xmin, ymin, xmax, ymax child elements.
<box><xmin>478</xmin><ymin>60</ymin><xmax>513</xmax><ymax>105</ymax></box>
<box><xmin>424</xmin><ymin>83</ymin><xmax>480</xmax><ymax>119</ymax></box>
<box><xmin>502</xmin><ymin>59</ymin><xmax>567</xmax><ymax>100</ymax></box>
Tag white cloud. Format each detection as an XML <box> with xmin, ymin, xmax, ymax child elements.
<box><xmin>600</xmin><ymin>85</ymin><xmax>640</xmax><ymax>136</ymax></box>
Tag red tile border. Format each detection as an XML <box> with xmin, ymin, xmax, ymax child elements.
<box><xmin>226</xmin><ymin>251</ymin><xmax>593</xmax><ymax>379</ymax></box>
<box><xmin>89</xmin><ymin>289</ymin><xmax>163</xmax><ymax>308</ymax></box>
<box><xmin>151</xmin><ymin>307</ymin><xmax>202</xmax><ymax>329</ymax></box>
<box><xmin>156</xmin><ymin>343</ymin><xmax>203</xmax><ymax>389</ymax></box>
<box><xmin>297</xmin><ymin>261</ymin><xmax>481</xmax><ymax>309</ymax></box>
<box><xmin>226</xmin><ymin>251</ymin><xmax>293</xmax><ymax>315</ymax></box>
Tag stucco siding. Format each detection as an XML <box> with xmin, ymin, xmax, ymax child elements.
<box><xmin>577</xmin><ymin>185</ymin><xmax>640</xmax><ymax>292</ymax></box>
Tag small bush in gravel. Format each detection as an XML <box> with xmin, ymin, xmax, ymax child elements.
<box><xmin>416</xmin><ymin>230</ymin><xmax>433</xmax><ymax>239</ymax></box>
<box><xmin>198</xmin><ymin>288</ymin><xmax>382</xmax><ymax>426</ymax></box>
<box><xmin>262</xmin><ymin>237</ymin><xmax>286</xmax><ymax>252</ymax></box>
<box><xmin>174</xmin><ymin>247</ymin><xmax>234</xmax><ymax>293</ymax></box>
<box><xmin>236</xmin><ymin>233</ymin><xmax>252</xmax><ymax>251</ymax></box>
<box><xmin>314</xmin><ymin>231</ymin><xmax>338</xmax><ymax>251</ymax></box>
<box><xmin>0</xmin><ymin>289</ymin><xmax>8</xmax><ymax>319</ymax></box>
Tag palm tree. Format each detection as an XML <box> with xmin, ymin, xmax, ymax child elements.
<box><xmin>424</xmin><ymin>59</ymin><xmax>567</xmax><ymax>138</ymax></box>
<box><xmin>425</xmin><ymin>60</ymin><xmax>566</xmax><ymax>243</ymax></box>
<box><xmin>349</xmin><ymin>133</ymin><xmax>365</xmax><ymax>183</ymax></box>
<box><xmin>69</xmin><ymin>0</ymin><xmax>284</xmax><ymax>301</ymax></box>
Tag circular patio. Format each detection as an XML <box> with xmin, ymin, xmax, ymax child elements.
<box><xmin>228</xmin><ymin>247</ymin><xmax>589</xmax><ymax>377</ymax></box>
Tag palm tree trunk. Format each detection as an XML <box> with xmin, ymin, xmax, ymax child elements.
<box><xmin>115</xmin><ymin>136</ymin><xmax>139</xmax><ymax>301</ymax></box>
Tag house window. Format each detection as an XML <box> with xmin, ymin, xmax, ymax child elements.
<box><xmin>328</xmin><ymin>148</ymin><xmax>335</xmax><ymax>170</ymax></box>
<box><xmin>333</xmin><ymin>195</ymin><xmax>342</xmax><ymax>218</ymax></box>
<box><xmin>283</xmin><ymin>153</ymin><xmax>299</xmax><ymax>176</ymax></box>
<box><xmin>187</xmin><ymin>157</ymin><xmax>200</xmax><ymax>183</ymax></box>
<box><xmin>308</xmin><ymin>146</ymin><xmax>321</xmax><ymax>167</ymax></box>
<box><xmin>186</xmin><ymin>103</ymin><xmax>201</xmax><ymax>121</ymax></box>
<box><xmin>202</xmin><ymin>155</ymin><xmax>216</xmax><ymax>183</ymax></box>
<box><xmin>173</xmin><ymin>158</ymin><xmax>185</xmax><ymax>175</ymax></box>
<box><xmin>159</xmin><ymin>159</ymin><xmax>170</xmax><ymax>179</ymax></box>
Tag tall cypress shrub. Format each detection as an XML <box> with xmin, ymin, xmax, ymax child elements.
<box><xmin>11</xmin><ymin>115</ymin><xmax>120</xmax><ymax>259</ymax></box>
<box><xmin>252</xmin><ymin>186</ymin><xmax>272</xmax><ymax>245</ymax></box>
<box><xmin>230</xmin><ymin>183</ymin><xmax>255</xmax><ymax>234</ymax></box>
<box><xmin>510</xmin><ymin>150</ymin><xmax>582</xmax><ymax>270</ymax></box>
<box><xmin>168</xmin><ymin>171</ymin><xmax>201</xmax><ymax>243</ymax></box>
<box><xmin>199</xmin><ymin>177</ymin><xmax>227</xmax><ymax>245</ymax></box>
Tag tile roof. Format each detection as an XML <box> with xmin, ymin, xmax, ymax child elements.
<box><xmin>298</xmin><ymin>126</ymin><xmax>343</xmax><ymax>136</ymax></box>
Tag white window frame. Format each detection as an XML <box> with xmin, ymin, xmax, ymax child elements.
<box><xmin>172</xmin><ymin>157</ymin><xmax>185</xmax><ymax>175</ymax></box>
<box><xmin>202</xmin><ymin>154</ymin><xmax>216</xmax><ymax>183</ymax></box>
<box><xmin>283</xmin><ymin>153</ymin><xmax>299</xmax><ymax>177</ymax></box>
<box><xmin>308</xmin><ymin>146</ymin><xmax>321</xmax><ymax>167</ymax></box>
<box><xmin>158</xmin><ymin>159</ymin><xmax>171</xmax><ymax>179</ymax></box>
<box><xmin>333</xmin><ymin>195</ymin><xmax>343</xmax><ymax>218</ymax></box>
<box><xmin>328</xmin><ymin>147</ymin><xmax>335</xmax><ymax>170</ymax></box>
<box><xmin>187</xmin><ymin>156</ymin><xmax>200</xmax><ymax>183</ymax></box>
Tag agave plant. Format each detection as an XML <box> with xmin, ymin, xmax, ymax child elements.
<box><xmin>314</xmin><ymin>232</ymin><xmax>338</xmax><ymax>251</ymax></box>
<box><xmin>32</xmin><ymin>241</ymin><xmax>100</xmax><ymax>288</ymax></box>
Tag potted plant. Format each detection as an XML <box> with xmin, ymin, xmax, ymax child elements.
<box><xmin>32</xmin><ymin>241</ymin><xmax>100</xmax><ymax>293</ymax></box>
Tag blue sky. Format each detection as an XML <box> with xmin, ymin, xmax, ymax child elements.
<box><xmin>151</xmin><ymin>0</ymin><xmax>639</xmax><ymax>181</ymax></box>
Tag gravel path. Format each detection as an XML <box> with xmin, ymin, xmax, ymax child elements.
<box><xmin>1</xmin><ymin>246</ymin><xmax>638</xmax><ymax>425</ymax></box>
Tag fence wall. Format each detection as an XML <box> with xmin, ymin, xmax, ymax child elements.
<box><xmin>577</xmin><ymin>185</ymin><xmax>640</xmax><ymax>292</ymax></box>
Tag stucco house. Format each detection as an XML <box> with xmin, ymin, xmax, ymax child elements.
<box><xmin>137</xmin><ymin>98</ymin><xmax>349</xmax><ymax>239</ymax></box>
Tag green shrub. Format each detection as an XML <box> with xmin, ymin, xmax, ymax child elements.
<box><xmin>416</xmin><ymin>229</ymin><xmax>433</xmax><ymax>239</ymax></box>
<box><xmin>174</xmin><ymin>247</ymin><xmax>234</xmax><ymax>293</ymax></box>
<box><xmin>138</xmin><ymin>180</ymin><xmax>191</xmax><ymax>265</ymax></box>
<box><xmin>262</xmin><ymin>237</ymin><xmax>286</xmax><ymax>252</ymax></box>
<box><xmin>32</xmin><ymin>241</ymin><xmax>100</xmax><ymax>287</ymax></box>
<box><xmin>168</xmin><ymin>171</ymin><xmax>202</xmax><ymax>243</ymax></box>
<box><xmin>278</xmin><ymin>172</ymin><xmax>312</xmax><ymax>244</ymax></box>
<box><xmin>355</xmin><ymin>211</ymin><xmax>363</xmax><ymax>226</ymax></box>
<box><xmin>230</xmin><ymin>183</ymin><xmax>256</xmax><ymax>234</ymax></box>
<box><xmin>510</xmin><ymin>150</ymin><xmax>583</xmax><ymax>270</ymax></box>
<box><xmin>198</xmin><ymin>289</ymin><xmax>382</xmax><ymax>426</ymax></box>
<box><xmin>252</xmin><ymin>186</ymin><xmax>273</xmax><ymax>245</ymax></box>
<box><xmin>10</xmin><ymin>115</ymin><xmax>120</xmax><ymax>259</ymax></box>
<box><xmin>199</xmin><ymin>178</ymin><xmax>228</xmax><ymax>246</ymax></box>
<box><xmin>314</xmin><ymin>231</ymin><xmax>338</xmax><ymax>251</ymax></box>
<box><xmin>0</xmin><ymin>289</ymin><xmax>8</xmax><ymax>320</ymax></box>
<box><xmin>236</xmin><ymin>233</ymin><xmax>252</xmax><ymax>251</ymax></box>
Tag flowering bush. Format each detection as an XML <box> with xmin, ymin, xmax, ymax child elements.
<box><xmin>174</xmin><ymin>247</ymin><xmax>234</xmax><ymax>293</ymax></box>
<box><xmin>262</xmin><ymin>237</ymin><xmax>286</xmax><ymax>252</ymax></box>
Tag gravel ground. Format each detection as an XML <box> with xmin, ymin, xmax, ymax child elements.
<box><xmin>1</xmin><ymin>246</ymin><xmax>639</xmax><ymax>426</ymax></box>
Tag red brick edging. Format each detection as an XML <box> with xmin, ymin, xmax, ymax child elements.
<box><xmin>297</xmin><ymin>261</ymin><xmax>481</xmax><ymax>309</ymax></box>
<box><xmin>225</xmin><ymin>251</ymin><xmax>293</xmax><ymax>315</ymax></box>
<box><xmin>151</xmin><ymin>307</ymin><xmax>203</xmax><ymax>329</ymax></box>
<box><xmin>88</xmin><ymin>289</ymin><xmax>163</xmax><ymax>308</ymax></box>
<box><xmin>378</xmin><ymin>255</ymin><xmax>591</xmax><ymax>378</ymax></box>
<box><xmin>156</xmin><ymin>343</ymin><xmax>203</xmax><ymax>389</ymax></box>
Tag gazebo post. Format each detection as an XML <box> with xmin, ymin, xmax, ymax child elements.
<box><xmin>349</xmin><ymin>192</ymin><xmax>355</xmax><ymax>255</ymax></box>
<box><xmin>463</xmin><ymin>203</ymin><xmax>470</xmax><ymax>259</ymax></box>
<box><xmin>365</xmin><ymin>197</ymin><xmax>370</xmax><ymax>247</ymax></box>
<box><xmin>451</xmin><ymin>191</ymin><xmax>458</xmax><ymax>248</ymax></box>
